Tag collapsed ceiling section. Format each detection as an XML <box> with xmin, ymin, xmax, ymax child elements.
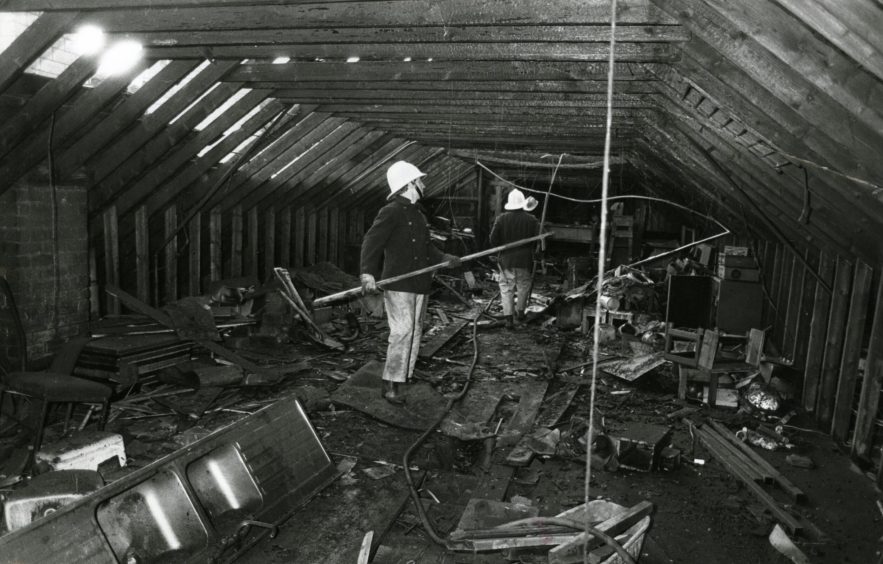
<box><xmin>0</xmin><ymin>1</ymin><xmax>880</xmax><ymax>262</ymax></box>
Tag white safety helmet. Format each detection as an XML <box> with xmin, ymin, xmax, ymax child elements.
<box><xmin>386</xmin><ymin>160</ymin><xmax>426</xmax><ymax>198</ymax></box>
<box><xmin>504</xmin><ymin>189</ymin><xmax>527</xmax><ymax>210</ymax></box>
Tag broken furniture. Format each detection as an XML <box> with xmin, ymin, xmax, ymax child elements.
<box><xmin>448</xmin><ymin>498</ymin><xmax>652</xmax><ymax>563</ymax></box>
<box><xmin>667</xmin><ymin>325</ymin><xmax>765</xmax><ymax>407</ymax></box>
<box><xmin>0</xmin><ymin>394</ymin><xmax>336</xmax><ymax>563</ymax></box>
<box><xmin>0</xmin><ymin>277</ymin><xmax>112</xmax><ymax>472</ymax></box>
<box><xmin>74</xmin><ymin>333</ymin><xmax>194</xmax><ymax>389</ymax></box>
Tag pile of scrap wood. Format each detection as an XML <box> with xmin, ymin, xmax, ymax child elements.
<box><xmin>686</xmin><ymin>418</ymin><xmax>812</xmax><ymax>537</ymax></box>
<box><xmin>448</xmin><ymin>498</ymin><xmax>652</xmax><ymax>563</ymax></box>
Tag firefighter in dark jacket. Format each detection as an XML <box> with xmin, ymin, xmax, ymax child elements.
<box><xmin>489</xmin><ymin>189</ymin><xmax>540</xmax><ymax>328</ymax></box>
<box><xmin>360</xmin><ymin>161</ymin><xmax>460</xmax><ymax>404</ymax></box>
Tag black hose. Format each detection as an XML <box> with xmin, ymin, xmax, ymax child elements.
<box><xmin>401</xmin><ymin>292</ymin><xmax>498</xmax><ymax>546</ymax></box>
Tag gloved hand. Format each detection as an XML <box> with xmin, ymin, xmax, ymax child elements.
<box><xmin>360</xmin><ymin>273</ymin><xmax>378</xmax><ymax>294</ymax></box>
<box><xmin>444</xmin><ymin>254</ymin><xmax>462</xmax><ymax>269</ymax></box>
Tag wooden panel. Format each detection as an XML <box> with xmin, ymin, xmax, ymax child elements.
<box><xmin>306</xmin><ymin>208</ymin><xmax>317</xmax><ymax>266</ymax></box>
<box><xmin>279</xmin><ymin>207</ymin><xmax>292</xmax><ymax>267</ymax></box>
<box><xmin>134</xmin><ymin>206</ymin><xmax>149</xmax><ymax>304</ymax></box>
<box><xmin>661</xmin><ymin>0</ymin><xmax>883</xmax><ymax>183</ymax></box>
<box><xmin>792</xmin><ymin>249</ymin><xmax>819</xmax><ymax>369</ymax></box>
<box><xmin>317</xmin><ymin>208</ymin><xmax>329</xmax><ymax>264</ymax></box>
<box><xmin>102</xmin><ymin>206</ymin><xmax>120</xmax><ymax>315</ymax></box>
<box><xmin>817</xmin><ymin>256</ymin><xmax>854</xmax><ymax>427</ymax></box>
<box><xmin>209</xmin><ymin>206</ymin><xmax>222</xmax><ymax>282</ymax></box>
<box><xmin>782</xmin><ymin>253</ymin><xmax>804</xmax><ymax>361</ymax></box>
<box><xmin>854</xmin><ymin>274</ymin><xmax>883</xmax><ymax>463</ymax></box>
<box><xmin>832</xmin><ymin>262</ymin><xmax>874</xmax><ymax>442</ymax></box>
<box><xmin>773</xmin><ymin>0</ymin><xmax>883</xmax><ymax>82</ymax></box>
<box><xmin>188</xmin><ymin>212</ymin><xmax>201</xmax><ymax>297</ymax></box>
<box><xmin>230</xmin><ymin>205</ymin><xmax>243</xmax><ymax>277</ymax></box>
<box><xmin>245</xmin><ymin>207</ymin><xmax>259</xmax><ymax>277</ymax></box>
<box><xmin>263</xmin><ymin>206</ymin><xmax>276</xmax><ymax>278</ymax></box>
<box><xmin>294</xmin><ymin>207</ymin><xmax>305</xmax><ymax>268</ymax></box>
<box><xmin>163</xmin><ymin>206</ymin><xmax>178</xmax><ymax>303</ymax></box>
<box><xmin>329</xmin><ymin>207</ymin><xmax>340</xmax><ymax>265</ymax></box>
<box><xmin>702</xmin><ymin>0</ymin><xmax>883</xmax><ymax>134</ymax></box>
<box><xmin>802</xmin><ymin>251</ymin><xmax>834</xmax><ymax>413</ymax></box>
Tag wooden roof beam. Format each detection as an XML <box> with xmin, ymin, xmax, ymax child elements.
<box><xmin>0</xmin><ymin>12</ymin><xmax>81</xmax><ymax>92</ymax></box>
<box><xmin>0</xmin><ymin>57</ymin><xmax>149</xmax><ymax>187</ymax></box>
<box><xmin>189</xmin><ymin>110</ymin><xmax>334</xmax><ymax>212</ymax></box>
<box><xmin>216</xmin><ymin>119</ymin><xmax>360</xmax><ymax>212</ymax></box>
<box><xmin>0</xmin><ymin>56</ymin><xmax>97</xmax><ymax>168</ymax></box>
<box><xmin>263</xmin><ymin>130</ymin><xmax>392</xmax><ymax>213</ymax></box>
<box><xmin>652</xmin><ymin>0</ymin><xmax>883</xmax><ymax>181</ymax></box>
<box><xmin>82</xmin><ymin>60</ymin><xmax>240</xmax><ymax>184</ymax></box>
<box><xmin>145</xmin><ymin>41</ymin><xmax>681</xmax><ymax>63</ymax></box>
<box><xmin>70</xmin><ymin>1</ymin><xmax>679</xmax><ymax>30</ymax></box>
<box><xmin>92</xmin><ymin>89</ymin><xmax>273</xmax><ymax>218</ymax></box>
<box><xmin>772</xmin><ymin>0</ymin><xmax>883</xmax><ymax>83</ymax></box>
<box><xmin>53</xmin><ymin>60</ymin><xmax>199</xmax><ymax>180</ymax></box>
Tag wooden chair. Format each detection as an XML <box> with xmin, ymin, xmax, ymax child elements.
<box><xmin>0</xmin><ymin>277</ymin><xmax>112</xmax><ymax>470</ymax></box>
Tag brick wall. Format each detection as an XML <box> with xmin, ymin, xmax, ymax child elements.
<box><xmin>0</xmin><ymin>173</ymin><xmax>90</xmax><ymax>369</ymax></box>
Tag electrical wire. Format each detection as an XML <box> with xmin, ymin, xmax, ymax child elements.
<box><xmin>476</xmin><ymin>160</ymin><xmax>730</xmax><ymax>232</ymax></box>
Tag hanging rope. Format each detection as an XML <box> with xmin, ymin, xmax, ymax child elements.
<box><xmin>583</xmin><ymin>3</ymin><xmax>625</xmax><ymax>563</ymax></box>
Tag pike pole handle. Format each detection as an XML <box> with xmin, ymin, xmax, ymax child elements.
<box><xmin>313</xmin><ymin>232</ymin><xmax>554</xmax><ymax>307</ymax></box>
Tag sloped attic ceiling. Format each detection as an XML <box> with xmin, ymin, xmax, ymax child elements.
<box><xmin>0</xmin><ymin>0</ymin><xmax>881</xmax><ymax>264</ymax></box>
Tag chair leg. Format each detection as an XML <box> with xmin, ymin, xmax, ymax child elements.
<box><xmin>99</xmin><ymin>399</ymin><xmax>110</xmax><ymax>431</ymax></box>
<box><xmin>32</xmin><ymin>399</ymin><xmax>51</xmax><ymax>457</ymax></box>
<box><xmin>64</xmin><ymin>403</ymin><xmax>74</xmax><ymax>434</ymax></box>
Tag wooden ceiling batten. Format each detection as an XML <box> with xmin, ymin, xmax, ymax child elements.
<box><xmin>51</xmin><ymin>59</ymin><xmax>199</xmax><ymax>180</ymax></box>
<box><xmin>0</xmin><ymin>57</ymin><xmax>149</xmax><ymax>188</ymax></box>
<box><xmin>0</xmin><ymin>12</ymin><xmax>81</xmax><ymax>93</ymax></box>
<box><xmin>76</xmin><ymin>1</ymin><xmax>678</xmax><ymax>31</ymax></box>
<box><xmin>0</xmin><ymin>56</ymin><xmax>97</xmax><ymax>171</ymax></box>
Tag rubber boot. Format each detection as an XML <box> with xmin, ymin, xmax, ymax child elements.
<box><xmin>505</xmin><ymin>315</ymin><xmax>514</xmax><ymax>329</ymax></box>
<box><xmin>382</xmin><ymin>380</ymin><xmax>405</xmax><ymax>405</ymax></box>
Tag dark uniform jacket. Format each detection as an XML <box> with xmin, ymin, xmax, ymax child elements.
<box><xmin>360</xmin><ymin>196</ymin><xmax>445</xmax><ymax>294</ymax></box>
<box><xmin>489</xmin><ymin>210</ymin><xmax>540</xmax><ymax>270</ymax></box>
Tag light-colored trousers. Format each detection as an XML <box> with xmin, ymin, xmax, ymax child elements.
<box><xmin>382</xmin><ymin>290</ymin><xmax>427</xmax><ymax>383</ymax></box>
<box><xmin>499</xmin><ymin>267</ymin><xmax>532</xmax><ymax>316</ymax></box>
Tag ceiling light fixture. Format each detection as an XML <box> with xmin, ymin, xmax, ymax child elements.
<box><xmin>272</xmin><ymin>56</ymin><xmax>290</xmax><ymax>64</ymax></box>
<box><xmin>96</xmin><ymin>40</ymin><xmax>143</xmax><ymax>77</ymax></box>
<box><xmin>73</xmin><ymin>24</ymin><xmax>106</xmax><ymax>56</ymax></box>
<box><xmin>346</xmin><ymin>56</ymin><xmax>360</xmax><ymax>63</ymax></box>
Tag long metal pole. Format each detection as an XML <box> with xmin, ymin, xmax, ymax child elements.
<box><xmin>313</xmin><ymin>232</ymin><xmax>554</xmax><ymax>306</ymax></box>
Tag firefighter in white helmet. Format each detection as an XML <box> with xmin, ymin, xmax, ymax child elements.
<box><xmin>360</xmin><ymin>161</ymin><xmax>461</xmax><ymax>404</ymax></box>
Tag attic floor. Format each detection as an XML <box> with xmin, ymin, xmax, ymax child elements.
<box><xmin>231</xmin><ymin>296</ymin><xmax>879</xmax><ymax>564</ymax></box>
<box><xmin>1</xmin><ymin>287</ymin><xmax>880</xmax><ymax>564</ymax></box>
